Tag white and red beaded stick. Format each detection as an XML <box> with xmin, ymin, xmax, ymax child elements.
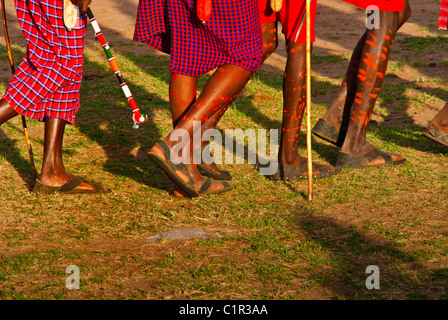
<box><xmin>87</xmin><ymin>8</ymin><xmax>147</xmax><ymax>129</ymax></box>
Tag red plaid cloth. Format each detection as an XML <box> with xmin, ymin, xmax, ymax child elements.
<box><xmin>3</xmin><ymin>0</ymin><xmax>87</xmax><ymax>124</ymax></box>
<box><xmin>440</xmin><ymin>0</ymin><xmax>448</xmax><ymax>30</ymax></box>
<box><xmin>134</xmin><ymin>0</ymin><xmax>263</xmax><ymax>76</ymax></box>
<box><xmin>342</xmin><ymin>0</ymin><xmax>405</xmax><ymax>11</ymax></box>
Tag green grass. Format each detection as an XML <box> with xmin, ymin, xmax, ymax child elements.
<box><xmin>400</xmin><ymin>35</ymin><xmax>448</xmax><ymax>52</ymax></box>
<box><xmin>0</xmin><ymin>13</ymin><xmax>447</xmax><ymax>301</ymax></box>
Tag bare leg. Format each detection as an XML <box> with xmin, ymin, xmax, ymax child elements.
<box><xmin>0</xmin><ymin>99</ymin><xmax>103</xmax><ymax>191</ymax></box>
<box><xmin>261</xmin><ymin>23</ymin><xmax>308</xmax><ymax>166</ymax></box>
<box><xmin>279</xmin><ymin>39</ymin><xmax>308</xmax><ymax>166</ymax></box>
<box><xmin>260</xmin><ymin>23</ymin><xmax>336</xmax><ymax>177</ymax></box>
<box><xmin>39</xmin><ymin>118</ymin><xmax>103</xmax><ymax>190</ymax></box>
<box><xmin>423</xmin><ymin>102</ymin><xmax>448</xmax><ymax>147</ymax></box>
<box><xmin>317</xmin><ymin>1</ymin><xmax>411</xmax><ymax>146</ymax></box>
<box><xmin>169</xmin><ymin>73</ymin><xmax>229</xmax><ymax>178</ymax></box>
<box><xmin>320</xmin><ymin>33</ymin><xmax>368</xmax><ymax>131</ymax></box>
<box><xmin>341</xmin><ymin>6</ymin><xmax>410</xmax><ymax>160</ymax></box>
<box><xmin>0</xmin><ymin>99</ymin><xmax>19</xmax><ymax>124</ymax></box>
<box><xmin>150</xmin><ymin>64</ymin><xmax>253</xmax><ymax>193</ymax></box>
<box><xmin>169</xmin><ymin>74</ymin><xmax>198</xmax><ymax>127</ymax></box>
<box><xmin>261</xmin><ymin>22</ymin><xmax>279</xmax><ymax>61</ymax></box>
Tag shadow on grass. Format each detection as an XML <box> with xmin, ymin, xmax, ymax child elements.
<box><xmin>0</xmin><ymin>130</ymin><xmax>35</xmax><ymax>191</ymax></box>
<box><xmin>74</xmin><ymin>55</ymin><xmax>176</xmax><ymax>194</ymax></box>
<box><xmin>292</xmin><ymin>211</ymin><xmax>448</xmax><ymax>299</ymax></box>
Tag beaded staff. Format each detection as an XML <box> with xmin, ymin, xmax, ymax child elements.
<box><xmin>87</xmin><ymin>8</ymin><xmax>147</xmax><ymax>129</ymax></box>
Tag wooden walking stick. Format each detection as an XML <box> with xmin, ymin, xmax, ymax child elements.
<box><xmin>305</xmin><ymin>0</ymin><xmax>313</xmax><ymax>200</ymax></box>
<box><xmin>1</xmin><ymin>0</ymin><xmax>37</xmax><ymax>180</ymax></box>
<box><xmin>293</xmin><ymin>0</ymin><xmax>314</xmax><ymax>200</ymax></box>
<box><xmin>197</xmin><ymin>0</ymin><xmax>213</xmax><ymax>22</ymax></box>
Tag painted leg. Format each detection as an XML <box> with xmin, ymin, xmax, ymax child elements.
<box><xmin>259</xmin><ymin>23</ymin><xmax>337</xmax><ymax>178</ymax></box>
<box><xmin>175</xmin><ymin>21</ymin><xmax>277</xmax><ymax>182</ymax></box>
<box><xmin>279</xmin><ymin>40</ymin><xmax>308</xmax><ymax>167</ymax></box>
<box><xmin>261</xmin><ymin>22</ymin><xmax>278</xmax><ymax>61</ymax></box>
<box><xmin>314</xmin><ymin>1</ymin><xmax>411</xmax><ymax>147</ymax></box>
<box><xmin>320</xmin><ymin>32</ymin><xmax>367</xmax><ymax>133</ymax></box>
<box><xmin>149</xmin><ymin>64</ymin><xmax>253</xmax><ymax>196</ymax></box>
<box><xmin>337</xmin><ymin>6</ymin><xmax>411</xmax><ymax>168</ymax></box>
<box><xmin>169</xmin><ymin>72</ymin><xmax>231</xmax><ymax>181</ymax></box>
<box><xmin>275</xmin><ymin>40</ymin><xmax>337</xmax><ymax>179</ymax></box>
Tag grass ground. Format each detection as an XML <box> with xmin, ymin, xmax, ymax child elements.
<box><xmin>0</xmin><ymin>25</ymin><xmax>447</xmax><ymax>300</ymax></box>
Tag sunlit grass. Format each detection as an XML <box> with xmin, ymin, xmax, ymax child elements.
<box><xmin>0</xmin><ymin>22</ymin><xmax>447</xmax><ymax>301</ymax></box>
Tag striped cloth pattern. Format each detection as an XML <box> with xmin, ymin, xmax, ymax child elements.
<box><xmin>440</xmin><ymin>0</ymin><xmax>448</xmax><ymax>30</ymax></box>
<box><xmin>3</xmin><ymin>0</ymin><xmax>87</xmax><ymax>124</ymax></box>
<box><xmin>134</xmin><ymin>0</ymin><xmax>263</xmax><ymax>76</ymax></box>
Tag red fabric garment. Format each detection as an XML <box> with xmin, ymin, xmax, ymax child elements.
<box><xmin>439</xmin><ymin>0</ymin><xmax>448</xmax><ymax>30</ymax></box>
<box><xmin>258</xmin><ymin>0</ymin><xmax>317</xmax><ymax>44</ymax></box>
<box><xmin>134</xmin><ymin>0</ymin><xmax>263</xmax><ymax>77</ymax></box>
<box><xmin>342</xmin><ymin>0</ymin><xmax>405</xmax><ymax>12</ymax></box>
<box><xmin>3</xmin><ymin>0</ymin><xmax>87</xmax><ymax>124</ymax></box>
